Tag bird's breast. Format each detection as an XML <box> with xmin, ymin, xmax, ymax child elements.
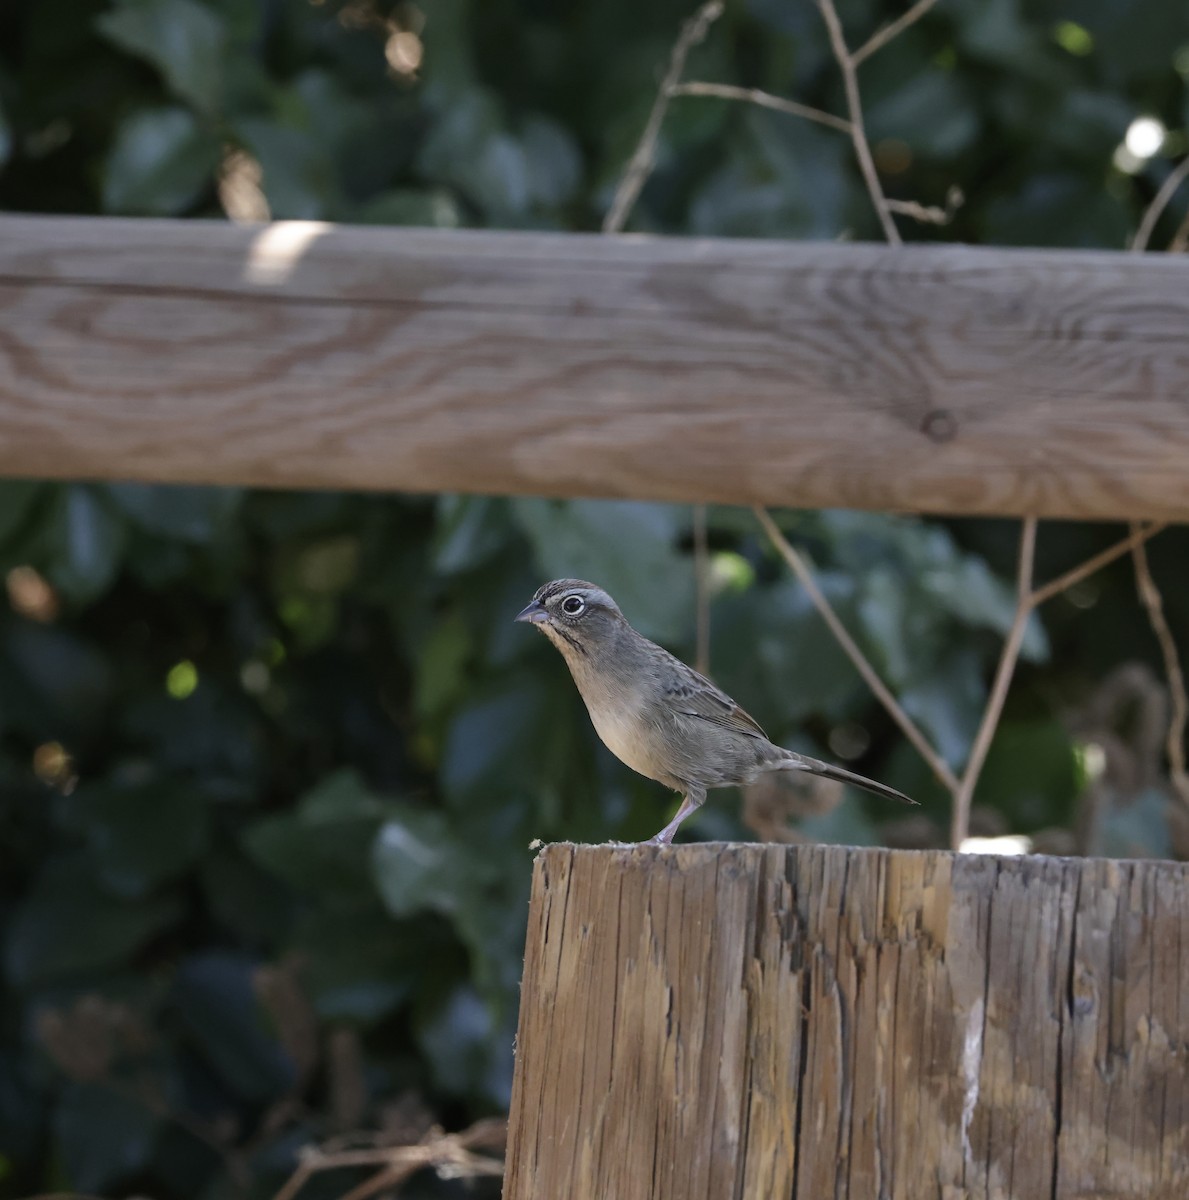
<box><xmin>582</xmin><ymin>690</ymin><xmax>676</xmax><ymax>786</ymax></box>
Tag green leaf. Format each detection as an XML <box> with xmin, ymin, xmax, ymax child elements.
<box><xmin>54</xmin><ymin>1082</ymin><xmax>159</xmax><ymax>1193</ymax></box>
<box><xmin>372</xmin><ymin>808</ymin><xmax>471</xmax><ymax>918</ymax></box>
<box><xmin>199</xmin><ymin>851</ymin><xmax>291</xmax><ymax>945</ymax></box>
<box><xmin>5</xmin><ymin>857</ymin><xmax>182</xmax><ymax>986</ymax></box>
<box><xmin>920</xmin><ymin>555</ymin><xmax>1049</xmax><ymax>661</ymax></box>
<box><xmin>233</xmin><ymin>117</ymin><xmax>337</xmax><ymax>219</ymax></box>
<box><xmin>716</xmin><ymin>577</ymin><xmax>863</xmax><ymax>727</ymax></box>
<box><xmin>975</xmin><ymin>720</ymin><xmax>1079</xmax><ymax>829</ymax></box>
<box><xmin>798</xmin><ymin>792</ymin><xmax>880</xmax><ymax>847</ymax></box>
<box><xmin>0</xmin><ymin>481</ymin><xmax>43</xmax><ymax>547</ymax></box>
<box><xmin>102</xmin><ymin>107</ymin><xmax>220</xmax><ymax>215</ymax></box>
<box><xmin>104</xmin><ymin>484</ymin><xmax>243</xmax><ymax>543</ymax></box>
<box><xmin>980</xmin><ymin>173</ymin><xmax>1132</xmax><ymax>249</ymax></box>
<box><xmin>432</xmin><ymin>495</ymin><xmax>513</xmax><ymax>574</ymax></box>
<box><xmin>438</xmin><ymin>680</ymin><xmax>552</xmax><ymax>804</ymax></box>
<box><xmin>96</xmin><ymin>0</ymin><xmax>226</xmax><ymax>115</ymax></box>
<box><xmin>414</xmin><ymin>984</ymin><xmax>512</xmax><ymax>1104</ymax></box>
<box><xmin>60</xmin><ymin>780</ymin><xmax>210</xmax><ymax>898</ymax></box>
<box><xmin>1096</xmin><ymin>788</ymin><xmax>1173</xmax><ymax>860</ymax></box>
<box><xmin>900</xmin><ymin>649</ymin><xmax>987</xmax><ymax>768</ymax></box>
<box><xmin>293</xmin><ymin>907</ymin><xmax>424</xmax><ymax>1023</ymax></box>
<box><xmin>414</xmin><ymin>613</ymin><xmax>472</xmax><ymax>721</ymax></box>
<box><xmin>38</xmin><ymin>486</ymin><xmax>126</xmax><ymax>604</ymax></box>
<box><xmin>171</xmin><ymin>953</ymin><xmax>295</xmax><ymax>1101</ymax></box>
<box><xmin>866</xmin><ymin>71</ymin><xmax>980</xmax><ymax>158</ymax></box>
<box><xmin>241</xmin><ymin>770</ymin><xmax>387</xmax><ymax>901</ymax></box>
<box><xmin>511</xmin><ymin>499</ymin><xmax>693</xmax><ymax>642</ymax></box>
<box><xmin>356</xmin><ymin>189</ymin><xmax>463</xmax><ymax>228</ymax></box>
<box><xmin>0</xmin><ymin>97</ymin><xmax>10</xmax><ymax>168</ymax></box>
<box><xmin>521</xmin><ymin>115</ymin><xmax>582</xmax><ymax>208</ymax></box>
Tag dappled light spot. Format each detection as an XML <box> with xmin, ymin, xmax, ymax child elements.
<box><xmin>386</xmin><ymin>30</ymin><xmax>423</xmax><ymax>77</ymax></box>
<box><xmin>958</xmin><ymin>834</ymin><xmax>1033</xmax><ymax>855</ymax></box>
<box><xmin>166</xmin><ymin>660</ymin><xmax>199</xmax><ymax>700</ymax></box>
<box><xmin>1053</xmin><ymin>21</ymin><xmax>1093</xmax><ymax>56</ymax></box>
<box><xmin>33</xmin><ymin>741</ymin><xmax>75</xmax><ymax>791</ymax></box>
<box><xmin>6</xmin><ymin>566</ymin><xmax>59</xmax><ymax>622</ymax></box>
<box><xmin>243</xmin><ymin>221</ymin><xmax>331</xmax><ymax>286</ymax></box>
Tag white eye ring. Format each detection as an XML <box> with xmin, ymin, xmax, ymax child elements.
<box><xmin>561</xmin><ymin>595</ymin><xmax>585</xmax><ymax>616</ymax></box>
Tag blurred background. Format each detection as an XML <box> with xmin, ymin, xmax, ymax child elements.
<box><xmin>1</xmin><ymin>0</ymin><xmax>1188</xmax><ymax>1195</ymax></box>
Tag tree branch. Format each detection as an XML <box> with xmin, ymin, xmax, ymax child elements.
<box><xmin>851</xmin><ymin>0</ymin><xmax>944</xmax><ymax>67</ymax></box>
<box><xmin>815</xmin><ymin>0</ymin><xmax>901</xmax><ymax>244</ymax></box>
<box><xmin>602</xmin><ymin>1</ymin><xmax>724</xmax><ymax>234</ymax></box>
<box><xmin>950</xmin><ymin>517</ymin><xmax>1036</xmax><ymax>847</ymax></box>
<box><xmin>754</xmin><ymin>507</ymin><xmax>961</xmax><ymax>794</ymax></box>
<box><xmin>1030</xmin><ymin>522</ymin><xmax>1166</xmax><ymax>608</ymax></box>
<box><xmin>693</xmin><ymin>503</ymin><xmax>711</xmax><ymax>675</ymax></box>
<box><xmin>1131</xmin><ymin>155</ymin><xmax>1189</xmax><ymax>252</ymax></box>
<box><xmin>668</xmin><ymin>82</ymin><xmax>852</xmax><ymax>134</ymax></box>
<box><xmin>1130</xmin><ymin>526</ymin><xmax>1189</xmax><ymax>808</ymax></box>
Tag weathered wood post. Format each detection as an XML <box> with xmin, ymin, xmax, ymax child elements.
<box><xmin>503</xmin><ymin>843</ymin><xmax>1188</xmax><ymax>1200</ymax></box>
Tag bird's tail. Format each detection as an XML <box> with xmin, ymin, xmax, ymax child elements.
<box><xmin>776</xmin><ymin>751</ymin><xmax>917</xmax><ymax>806</ymax></box>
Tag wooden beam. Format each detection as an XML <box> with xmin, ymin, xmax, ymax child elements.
<box><xmin>2</xmin><ymin>214</ymin><xmax>1188</xmax><ymax>520</ymax></box>
<box><xmin>504</xmin><ymin>843</ymin><xmax>1189</xmax><ymax>1199</ymax></box>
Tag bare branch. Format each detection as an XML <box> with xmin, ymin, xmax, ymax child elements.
<box><xmin>669</xmin><ymin>81</ymin><xmax>852</xmax><ymax>135</ymax></box>
<box><xmin>753</xmin><ymin>507</ymin><xmax>961</xmax><ymax>794</ymax></box>
<box><xmin>693</xmin><ymin>503</ymin><xmax>710</xmax><ymax>675</ymax></box>
<box><xmin>885</xmin><ymin>186</ymin><xmax>964</xmax><ymax>226</ymax></box>
<box><xmin>1030</xmin><ymin>522</ymin><xmax>1167</xmax><ymax>608</ymax></box>
<box><xmin>852</xmin><ymin>0</ymin><xmax>944</xmax><ymax>67</ymax></box>
<box><xmin>603</xmin><ymin>1</ymin><xmax>724</xmax><ymax>234</ymax></box>
<box><xmin>270</xmin><ymin>1122</ymin><xmax>505</xmax><ymax>1200</ymax></box>
<box><xmin>1129</xmin><ymin>525</ymin><xmax>1189</xmax><ymax>807</ymax></box>
<box><xmin>1131</xmin><ymin>155</ymin><xmax>1189</xmax><ymax>252</ymax></box>
<box><xmin>815</xmin><ymin>0</ymin><xmax>901</xmax><ymax>244</ymax></box>
<box><xmin>950</xmin><ymin>518</ymin><xmax>1037</xmax><ymax>848</ymax></box>
<box><xmin>1171</xmin><ymin>205</ymin><xmax>1189</xmax><ymax>253</ymax></box>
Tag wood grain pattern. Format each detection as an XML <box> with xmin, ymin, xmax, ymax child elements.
<box><xmin>503</xmin><ymin>844</ymin><xmax>1189</xmax><ymax>1200</ymax></box>
<box><xmin>1</xmin><ymin>215</ymin><xmax>1189</xmax><ymax>519</ymax></box>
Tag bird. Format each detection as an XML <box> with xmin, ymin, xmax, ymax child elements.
<box><xmin>516</xmin><ymin>578</ymin><xmax>915</xmax><ymax>844</ymax></box>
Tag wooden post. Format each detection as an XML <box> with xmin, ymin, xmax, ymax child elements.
<box><xmin>503</xmin><ymin>844</ymin><xmax>1189</xmax><ymax>1200</ymax></box>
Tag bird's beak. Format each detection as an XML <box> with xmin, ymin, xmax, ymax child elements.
<box><xmin>515</xmin><ymin>600</ymin><xmax>550</xmax><ymax>625</ymax></box>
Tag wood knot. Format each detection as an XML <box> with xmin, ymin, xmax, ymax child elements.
<box><xmin>921</xmin><ymin>408</ymin><xmax>958</xmax><ymax>443</ymax></box>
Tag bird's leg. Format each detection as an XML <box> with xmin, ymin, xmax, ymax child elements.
<box><xmin>646</xmin><ymin>788</ymin><xmax>705</xmax><ymax>846</ymax></box>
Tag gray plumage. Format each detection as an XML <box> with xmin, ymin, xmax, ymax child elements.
<box><xmin>515</xmin><ymin>578</ymin><xmax>915</xmax><ymax>844</ymax></box>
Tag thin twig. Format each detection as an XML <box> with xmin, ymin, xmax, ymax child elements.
<box><xmin>1131</xmin><ymin>155</ymin><xmax>1189</xmax><ymax>252</ymax></box>
<box><xmin>851</xmin><ymin>0</ymin><xmax>944</xmax><ymax>67</ymax></box>
<box><xmin>950</xmin><ymin>518</ymin><xmax>1037</xmax><ymax>848</ymax></box>
<box><xmin>1030</xmin><ymin>521</ymin><xmax>1167</xmax><ymax>608</ymax></box>
<box><xmin>1130</xmin><ymin>526</ymin><xmax>1189</xmax><ymax>807</ymax></box>
<box><xmin>885</xmin><ymin>186</ymin><xmax>964</xmax><ymax>226</ymax></box>
<box><xmin>693</xmin><ymin>503</ymin><xmax>710</xmax><ymax>675</ymax></box>
<box><xmin>1170</xmin><ymin>206</ymin><xmax>1189</xmax><ymax>253</ymax></box>
<box><xmin>815</xmin><ymin>0</ymin><xmax>901</xmax><ymax>244</ymax></box>
<box><xmin>602</xmin><ymin>1</ymin><xmax>724</xmax><ymax>233</ymax></box>
<box><xmin>754</xmin><ymin>507</ymin><xmax>961</xmax><ymax>794</ymax></box>
<box><xmin>271</xmin><ymin>1123</ymin><xmax>505</xmax><ymax>1200</ymax></box>
<box><xmin>669</xmin><ymin>81</ymin><xmax>852</xmax><ymax>134</ymax></box>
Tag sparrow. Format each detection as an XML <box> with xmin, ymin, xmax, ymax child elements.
<box><xmin>516</xmin><ymin>578</ymin><xmax>915</xmax><ymax>844</ymax></box>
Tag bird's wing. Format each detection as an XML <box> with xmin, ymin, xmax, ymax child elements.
<box><xmin>662</xmin><ymin>663</ymin><xmax>769</xmax><ymax>741</ymax></box>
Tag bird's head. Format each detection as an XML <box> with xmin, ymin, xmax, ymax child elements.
<box><xmin>514</xmin><ymin>579</ymin><xmax>626</xmax><ymax>659</ymax></box>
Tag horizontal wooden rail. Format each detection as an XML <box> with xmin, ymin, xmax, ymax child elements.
<box><xmin>504</xmin><ymin>843</ymin><xmax>1189</xmax><ymax>1199</ymax></box>
<box><xmin>1</xmin><ymin>215</ymin><xmax>1188</xmax><ymax>519</ymax></box>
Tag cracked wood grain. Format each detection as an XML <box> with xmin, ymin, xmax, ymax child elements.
<box><xmin>503</xmin><ymin>844</ymin><xmax>1189</xmax><ymax>1200</ymax></box>
<box><xmin>2</xmin><ymin>216</ymin><xmax>1189</xmax><ymax>520</ymax></box>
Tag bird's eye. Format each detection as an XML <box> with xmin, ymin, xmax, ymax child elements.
<box><xmin>561</xmin><ymin>595</ymin><xmax>585</xmax><ymax>616</ymax></box>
